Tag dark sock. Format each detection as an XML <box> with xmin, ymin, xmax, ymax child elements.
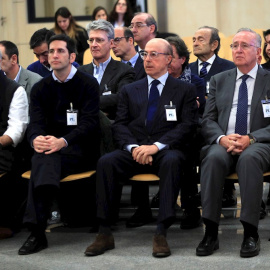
<box><xmin>99</xmin><ymin>219</ymin><xmax>111</xmax><ymax>235</ymax></box>
<box><xmin>156</xmin><ymin>217</ymin><xmax>175</xmax><ymax>236</ymax></box>
<box><xmin>203</xmin><ymin>218</ymin><xmax>218</xmax><ymax>239</ymax></box>
<box><xmin>240</xmin><ymin>220</ymin><xmax>258</xmax><ymax>240</ymax></box>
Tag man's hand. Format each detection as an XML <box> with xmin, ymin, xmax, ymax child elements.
<box><xmin>44</xmin><ymin>136</ymin><xmax>67</xmax><ymax>154</ymax></box>
<box><xmin>220</xmin><ymin>134</ymin><xmax>249</xmax><ymax>155</ymax></box>
<box><xmin>33</xmin><ymin>135</ymin><xmax>51</xmax><ymax>153</ymax></box>
<box><xmin>132</xmin><ymin>145</ymin><xmax>158</xmax><ymax>165</ymax></box>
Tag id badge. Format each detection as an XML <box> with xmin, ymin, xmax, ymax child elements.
<box><xmin>262</xmin><ymin>98</ymin><xmax>270</xmax><ymax>118</ymax></box>
<box><xmin>67</xmin><ymin>103</ymin><xmax>78</xmax><ymax>125</ymax></box>
<box><xmin>164</xmin><ymin>101</ymin><xmax>177</xmax><ymax>121</ymax></box>
<box><xmin>102</xmin><ymin>84</ymin><xmax>112</xmax><ymax>95</ymax></box>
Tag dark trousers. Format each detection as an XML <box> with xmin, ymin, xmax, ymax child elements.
<box><xmin>96</xmin><ymin>149</ymin><xmax>185</xmax><ymax>224</ymax></box>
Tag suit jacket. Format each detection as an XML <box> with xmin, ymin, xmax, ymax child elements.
<box><xmin>202</xmin><ymin>67</ymin><xmax>270</xmax><ymax>145</ymax></box>
<box><xmin>190</xmin><ymin>55</ymin><xmax>235</xmax><ymax>83</ymax></box>
<box><xmin>78</xmin><ymin>58</ymin><xmax>135</xmax><ymax>119</ymax></box>
<box><xmin>113</xmin><ymin>75</ymin><xmax>198</xmax><ymax>151</ymax></box>
<box><xmin>133</xmin><ymin>56</ymin><xmax>146</xmax><ymax>81</ymax></box>
<box><xmin>18</xmin><ymin>66</ymin><xmax>42</xmax><ymax>103</ymax></box>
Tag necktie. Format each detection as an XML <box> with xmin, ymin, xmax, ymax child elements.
<box><xmin>146</xmin><ymin>80</ymin><xmax>160</xmax><ymax>131</ymax></box>
<box><xmin>199</xmin><ymin>62</ymin><xmax>209</xmax><ymax>78</ymax></box>
<box><xmin>235</xmin><ymin>74</ymin><xmax>249</xmax><ymax>135</ymax></box>
<box><xmin>127</xmin><ymin>61</ymin><xmax>132</xmax><ymax>66</ymax></box>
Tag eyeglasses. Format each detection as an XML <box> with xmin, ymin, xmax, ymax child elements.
<box><xmin>139</xmin><ymin>50</ymin><xmax>170</xmax><ymax>60</ymax></box>
<box><xmin>87</xmin><ymin>38</ymin><xmax>106</xmax><ymax>45</ymax></box>
<box><xmin>264</xmin><ymin>41</ymin><xmax>270</xmax><ymax>47</ymax></box>
<box><xmin>113</xmin><ymin>37</ymin><xmax>128</xmax><ymax>45</ymax></box>
<box><xmin>129</xmin><ymin>23</ymin><xmax>148</xmax><ymax>30</ymax></box>
<box><xmin>230</xmin><ymin>43</ymin><xmax>258</xmax><ymax>50</ymax></box>
<box><xmin>34</xmin><ymin>51</ymin><xmax>48</xmax><ymax>58</ymax></box>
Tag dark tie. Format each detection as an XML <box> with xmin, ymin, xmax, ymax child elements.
<box><xmin>199</xmin><ymin>62</ymin><xmax>209</xmax><ymax>78</ymax></box>
<box><xmin>146</xmin><ymin>80</ymin><xmax>160</xmax><ymax>131</ymax></box>
<box><xmin>127</xmin><ymin>61</ymin><xmax>132</xmax><ymax>66</ymax></box>
<box><xmin>235</xmin><ymin>74</ymin><xmax>249</xmax><ymax>135</ymax></box>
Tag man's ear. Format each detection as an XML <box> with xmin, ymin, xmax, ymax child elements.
<box><xmin>211</xmin><ymin>40</ymin><xmax>218</xmax><ymax>52</ymax></box>
<box><xmin>11</xmin><ymin>54</ymin><xmax>18</xmax><ymax>65</ymax></box>
<box><xmin>69</xmin><ymin>52</ymin><xmax>76</xmax><ymax>63</ymax></box>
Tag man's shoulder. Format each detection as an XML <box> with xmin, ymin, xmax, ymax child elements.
<box><xmin>20</xmin><ymin>67</ymin><xmax>42</xmax><ymax>81</ymax></box>
<box><xmin>27</xmin><ymin>60</ymin><xmax>40</xmax><ymax>70</ymax></box>
<box><xmin>214</xmin><ymin>56</ymin><xmax>235</xmax><ymax>68</ymax></box>
<box><xmin>109</xmin><ymin>58</ymin><xmax>133</xmax><ymax>70</ymax></box>
<box><xmin>75</xmin><ymin>69</ymin><xmax>98</xmax><ymax>84</ymax></box>
<box><xmin>77</xmin><ymin>63</ymin><xmax>92</xmax><ymax>72</ymax></box>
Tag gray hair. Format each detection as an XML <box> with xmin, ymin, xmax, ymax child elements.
<box><xmin>87</xmin><ymin>19</ymin><xmax>114</xmax><ymax>40</ymax></box>
<box><xmin>0</xmin><ymin>48</ymin><xmax>2</xmax><ymax>60</ymax></box>
<box><xmin>133</xmin><ymin>12</ymin><xmax>157</xmax><ymax>35</ymax></box>
<box><xmin>236</xmin><ymin>28</ymin><xmax>261</xmax><ymax>47</ymax></box>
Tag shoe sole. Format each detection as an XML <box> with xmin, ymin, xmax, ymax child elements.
<box><xmin>18</xmin><ymin>244</ymin><xmax>48</xmax><ymax>255</ymax></box>
<box><xmin>84</xmin><ymin>244</ymin><xmax>115</xmax><ymax>256</ymax></box>
<box><xmin>196</xmin><ymin>243</ymin><xmax>219</xmax><ymax>256</ymax></box>
<box><xmin>152</xmin><ymin>251</ymin><xmax>171</xmax><ymax>258</ymax></box>
<box><xmin>240</xmin><ymin>248</ymin><xmax>260</xmax><ymax>258</ymax></box>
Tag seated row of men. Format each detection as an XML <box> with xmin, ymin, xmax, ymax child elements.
<box><xmin>0</xmin><ymin>13</ymin><xmax>270</xmax><ymax>259</ymax></box>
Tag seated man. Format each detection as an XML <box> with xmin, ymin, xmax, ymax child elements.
<box><xmin>0</xmin><ymin>51</ymin><xmax>28</xmax><ymax>239</ymax></box>
<box><xmin>0</xmin><ymin>40</ymin><xmax>42</xmax><ymax>103</ymax></box>
<box><xmin>78</xmin><ymin>20</ymin><xmax>135</xmax><ymax>120</ymax></box>
<box><xmin>18</xmin><ymin>34</ymin><xmax>100</xmax><ymax>255</ymax></box>
<box><xmin>196</xmin><ymin>28</ymin><xmax>270</xmax><ymax>258</ymax></box>
<box><xmin>27</xmin><ymin>28</ymin><xmax>79</xmax><ymax>77</ymax></box>
<box><xmin>84</xmin><ymin>38</ymin><xmax>198</xmax><ymax>258</ymax></box>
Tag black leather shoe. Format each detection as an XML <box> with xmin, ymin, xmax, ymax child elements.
<box><xmin>18</xmin><ymin>233</ymin><xmax>48</xmax><ymax>255</ymax></box>
<box><xmin>181</xmin><ymin>208</ymin><xmax>202</xmax><ymax>229</ymax></box>
<box><xmin>240</xmin><ymin>236</ymin><xmax>260</xmax><ymax>258</ymax></box>
<box><xmin>196</xmin><ymin>235</ymin><xmax>219</xmax><ymax>256</ymax></box>
<box><xmin>126</xmin><ymin>207</ymin><xmax>154</xmax><ymax>228</ymax></box>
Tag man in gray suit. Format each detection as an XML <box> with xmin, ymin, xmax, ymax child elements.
<box><xmin>196</xmin><ymin>28</ymin><xmax>270</xmax><ymax>258</ymax></box>
<box><xmin>0</xmin><ymin>41</ymin><xmax>42</xmax><ymax>103</ymax></box>
<box><xmin>78</xmin><ymin>20</ymin><xmax>135</xmax><ymax>120</ymax></box>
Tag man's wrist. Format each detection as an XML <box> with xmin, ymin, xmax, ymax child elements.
<box><xmin>247</xmin><ymin>134</ymin><xmax>256</xmax><ymax>145</ymax></box>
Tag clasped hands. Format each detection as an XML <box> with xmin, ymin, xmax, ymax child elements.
<box><xmin>132</xmin><ymin>145</ymin><xmax>159</xmax><ymax>165</ymax></box>
<box><xmin>33</xmin><ymin>135</ymin><xmax>66</xmax><ymax>154</ymax></box>
<box><xmin>220</xmin><ymin>134</ymin><xmax>250</xmax><ymax>155</ymax></box>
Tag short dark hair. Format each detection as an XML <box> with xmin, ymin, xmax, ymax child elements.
<box><xmin>199</xmin><ymin>26</ymin><xmax>220</xmax><ymax>55</ymax></box>
<box><xmin>0</xmin><ymin>40</ymin><xmax>19</xmax><ymax>63</ymax></box>
<box><xmin>263</xmin><ymin>29</ymin><xmax>270</xmax><ymax>62</ymax></box>
<box><xmin>123</xmin><ymin>27</ymin><xmax>134</xmax><ymax>44</ymax></box>
<box><xmin>29</xmin><ymin>28</ymin><xmax>55</xmax><ymax>49</ymax></box>
<box><xmin>48</xmin><ymin>34</ymin><xmax>76</xmax><ymax>54</ymax></box>
<box><xmin>166</xmin><ymin>36</ymin><xmax>190</xmax><ymax>70</ymax></box>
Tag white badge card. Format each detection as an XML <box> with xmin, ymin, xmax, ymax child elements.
<box><xmin>165</xmin><ymin>102</ymin><xmax>177</xmax><ymax>121</ymax></box>
<box><xmin>262</xmin><ymin>99</ymin><xmax>270</xmax><ymax>118</ymax></box>
<box><xmin>67</xmin><ymin>103</ymin><xmax>78</xmax><ymax>125</ymax></box>
<box><xmin>102</xmin><ymin>84</ymin><xmax>112</xmax><ymax>95</ymax></box>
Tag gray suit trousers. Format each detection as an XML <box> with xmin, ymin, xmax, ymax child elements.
<box><xmin>200</xmin><ymin>143</ymin><xmax>270</xmax><ymax>228</ymax></box>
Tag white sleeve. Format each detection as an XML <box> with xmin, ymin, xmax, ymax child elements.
<box><xmin>4</xmin><ymin>86</ymin><xmax>29</xmax><ymax>147</ymax></box>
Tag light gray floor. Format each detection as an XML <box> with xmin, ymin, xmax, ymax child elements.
<box><xmin>1</xmin><ymin>184</ymin><xmax>270</xmax><ymax>270</ymax></box>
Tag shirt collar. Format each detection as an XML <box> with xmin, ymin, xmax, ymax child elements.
<box><xmin>236</xmin><ymin>64</ymin><xmax>258</xmax><ymax>80</ymax></box>
<box><xmin>122</xmin><ymin>53</ymin><xmax>139</xmax><ymax>67</ymax></box>
<box><xmin>14</xmin><ymin>65</ymin><xmax>22</xmax><ymax>83</ymax></box>
<box><xmin>198</xmin><ymin>54</ymin><xmax>216</xmax><ymax>66</ymax></box>
<box><xmin>52</xmin><ymin>65</ymin><xmax>77</xmax><ymax>83</ymax></box>
<box><xmin>93</xmin><ymin>56</ymin><xmax>111</xmax><ymax>69</ymax></box>
<box><xmin>147</xmin><ymin>72</ymin><xmax>169</xmax><ymax>87</ymax></box>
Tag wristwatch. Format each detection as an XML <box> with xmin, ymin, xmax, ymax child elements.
<box><xmin>248</xmin><ymin>134</ymin><xmax>256</xmax><ymax>145</ymax></box>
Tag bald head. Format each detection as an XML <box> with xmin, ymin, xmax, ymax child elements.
<box><xmin>143</xmin><ymin>38</ymin><xmax>172</xmax><ymax>79</ymax></box>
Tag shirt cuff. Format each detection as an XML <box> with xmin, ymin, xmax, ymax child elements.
<box><xmin>217</xmin><ymin>135</ymin><xmax>225</xmax><ymax>144</ymax></box>
<box><xmin>154</xmin><ymin>142</ymin><xmax>168</xmax><ymax>151</ymax></box>
<box><xmin>126</xmin><ymin>144</ymin><xmax>139</xmax><ymax>153</ymax></box>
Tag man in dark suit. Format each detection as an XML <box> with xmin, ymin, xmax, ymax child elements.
<box><xmin>196</xmin><ymin>28</ymin><xmax>270</xmax><ymax>258</ymax></box>
<box><xmin>0</xmin><ymin>40</ymin><xmax>42</xmax><ymax>103</ymax></box>
<box><xmin>190</xmin><ymin>26</ymin><xmax>235</xmax><ymax>93</ymax></box>
<box><xmin>18</xmin><ymin>34</ymin><xmax>100</xmax><ymax>255</ymax></box>
<box><xmin>78</xmin><ymin>20</ymin><xmax>135</xmax><ymax>120</ymax></box>
<box><xmin>112</xmin><ymin>27</ymin><xmax>146</xmax><ymax>81</ymax></box>
<box><xmin>84</xmin><ymin>38</ymin><xmax>198</xmax><ymax>258</ymax></box>
<box><xmin>190</xmin><ymin>26</ymin><xmax>237</xmax><ymax>210</ymax></box>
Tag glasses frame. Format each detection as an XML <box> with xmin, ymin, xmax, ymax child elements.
<box><xmin>230</xmin><ymin>43</ymin><xmax>259</xmax><ymax>50</ymax></box>
<box><xmin>112</xmin><ymin>36</ymin><xmax>129</xmax><ymax>45</ymax></box>
<box><xmin>128</xmin><ymin>23</ymin><xmax>148</xmax><ymax>30</ymax></box>
<box><xmin>139</xmin><ymin>50</ymin><xmax>170</xmax><ymax>60</ymax></box>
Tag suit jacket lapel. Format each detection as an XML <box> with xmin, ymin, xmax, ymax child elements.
<box><xmin>100</xmin><ymin>59</ymin><xmax>115</xmax><ymax>94</ymax></box>
<box><xmin>18</xmin><ymin>67</ymin><xmax>28</xmax><ymax>89</ymax></box>
<box><xmin>250</xmin><ymin>68</ymin><xmax>268</xmax><ymax>127</ymax></box>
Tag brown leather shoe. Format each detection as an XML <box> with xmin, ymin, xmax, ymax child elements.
<box><xmin>152</xmin><ymin>234</ymin><xmax>171</xmax><ymax>258</ymax></box>
<box><xmin>85</xmin><ymin>234</ymin><xmax>115</xmax><ymax>256</ymax></box>
<box><xmin>0</xmin><ymin>227</ymin><xmax>13</xmax><ymax>240</ymax></box>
